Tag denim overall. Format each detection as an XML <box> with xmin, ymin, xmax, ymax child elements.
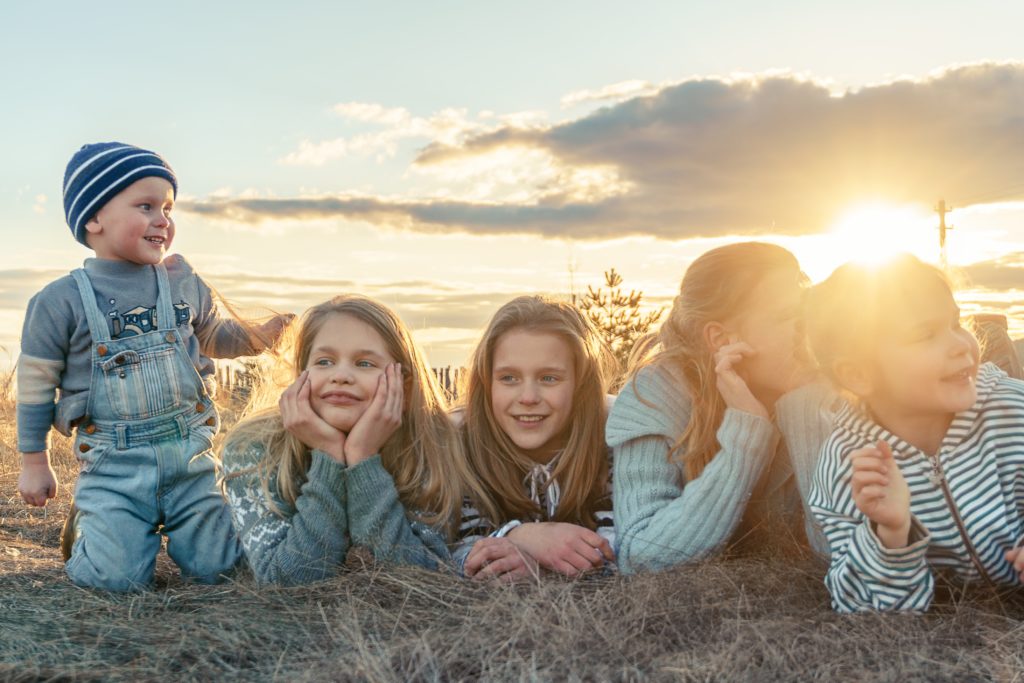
<box><xmin>65</xmin><ymin>263</ymin><xmax>242</xmax><ymax>591</ymax></box>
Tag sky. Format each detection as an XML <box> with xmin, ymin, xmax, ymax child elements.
<box><xmin>3</xmin><ymin>1</ymin><xmax>1024</xmax><ymax>367</ymax></box>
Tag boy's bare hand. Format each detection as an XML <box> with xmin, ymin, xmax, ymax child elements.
<box><xmin>259</xmin><ymin>313</ymin><xmax>295</xmax><ymax>349</ymax></box>
<box><xmin>18</xmin><ymin>451</ymin><xmax>58</xmax><ymax>507</ymax></box>
<box><xmin>850</xmin><ymin>440</ymin><xmax>912</xmax><ymax>548</ymax></box>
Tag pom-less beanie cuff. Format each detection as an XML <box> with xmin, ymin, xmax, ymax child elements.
<box><xmin>63</xmin><ymin>142</ymin><xmax>178</xmax><ymax>246</ymax></box>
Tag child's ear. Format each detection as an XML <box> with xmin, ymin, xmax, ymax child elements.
<box><xmin>702</xmin><ymin>321</ymin><xmax>731</xmax><ymax>353</ymax></box>
<box><xmin>832</xmin><ymin>357</ymin><xmax>874</xmax><ymax>397</ymax></box>
<box><xmin>84</xmin><ymin>216</ymin><xmax>103</xmax><ymax>237</ymax></box>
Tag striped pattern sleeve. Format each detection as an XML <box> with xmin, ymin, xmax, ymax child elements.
<box><xmin>452</xmin><ymin>498</ymin><xmax>493</xmax><ymax>576</ymax></box>
<box><xmin>16</xmin><ymin>353</ymin><xmax>64</xmax><ymax>452</ymax></box>
<box><xmin>808</xmin><ymin>433</ymin><xmax>934</xmax><ymax>613</ymax></box>
<box><xmin>595</xmin><ymin>448</ymin><xmax>615</xmax><ymax>547</ymax></box>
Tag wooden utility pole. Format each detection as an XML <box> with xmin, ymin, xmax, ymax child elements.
<box><xmin>935</xmin><ymin>199</ymin><xmax>953</xmax><ymax>270</ymax></box>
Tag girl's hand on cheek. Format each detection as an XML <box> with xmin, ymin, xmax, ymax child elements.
<box><xmin>714</xmin><ymin>340</ymin><xmax>769</xmax><ymax>419</ymax></box>
<box><xmin>506</xmin><ymin>522</ymin><xmax>614</xmax><ymax>577</ymax></box>
<box><xmin>280</xmin><ymin>370</ymin><xmax>346</xmax><ymax>463</ymax></box>
<box><xmin>849</xmin><ymin>440</ymin><xmax>912</xmax><ymax>549</ymax></box>
<box><xmin>464</xmin><ymin>537</ymin><xmax>539</xmax><ymax>582</ymax></box>
<box><xmin>344</xmin><ymin>363</ymin><xmax>403</xmax><ymax>467</ymax></box>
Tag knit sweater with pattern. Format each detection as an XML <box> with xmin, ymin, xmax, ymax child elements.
<box><xmin>221</xmin><ymin>443</ymin><xmax>450</xmax><ymax>585</ymax></box>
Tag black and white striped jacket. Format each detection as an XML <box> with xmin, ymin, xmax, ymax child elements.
<box><xmin>809</xmin><ymin>363</ymin><xmax>1024</xmax><ymax>613</ymax></box>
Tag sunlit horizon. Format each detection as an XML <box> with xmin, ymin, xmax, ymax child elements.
<box><xmin>3</xmin><ymin>3</ymin><xmax>1024</xmax><ymax>368</ymax></box>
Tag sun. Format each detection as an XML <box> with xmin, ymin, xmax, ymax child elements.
<box><xmin>792</xmin><ymin>202</ymin><xmax>939</xmax><ymax>282</ymax></box>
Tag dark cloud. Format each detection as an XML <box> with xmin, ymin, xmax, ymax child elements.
<box><xmin>959</xmin><ymin>252</ymin><xmax>1024</xmax><ymax>291</ymax></box>
<box><xmin>173</xmin><ymin>62</ymin><xmax>1024</xmax><ymax>240</ymax></box>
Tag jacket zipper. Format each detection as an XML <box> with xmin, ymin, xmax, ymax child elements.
<box><xmin>929</xmin><ymin>453</ymin><xmax>995</xmax><ymax>588</ymax></box>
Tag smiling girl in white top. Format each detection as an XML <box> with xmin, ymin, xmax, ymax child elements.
<box><xmin>455</xmin><ymin>296</ymin><xmax>617</xmax><ymax>581</ymax></box>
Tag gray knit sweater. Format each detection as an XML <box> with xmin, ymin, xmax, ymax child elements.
<box><xmin>607</xmin><ymin>363</ymin><xmax>835</xmax><ymax>574</ymax></box>
<box><xmin>222</xmin><ymin>443</ymin><xmax>451</xmax><ymax>585</ymax></box>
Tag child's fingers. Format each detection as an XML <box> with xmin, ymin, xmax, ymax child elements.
<box><xmin>856</xmin><ymin>485</ymin><xmax>889</xmax><ymax>501</ymax></box>
<box><xmin>554</xmin><ymin>556</ymin><xmax>592</xmax><ymax>576</ymax></box>
<box><xmin>388</xmin><ymin>363</ymin><xmax>404</xmax><ymax>418</ymax></box>
<box><xmin>369</xmin><ymin>373</ymin><xmax>388</xmax><ymax>415</ymax></box>
<box><xmin>850</xmin><ymin>470</ymin><xmax>889</xmax><ymax>490</ymax></box>
<box><xmin>1006</xmin><ymin>546</ymin><xmax>1024</xmax><ymax>573</ymax></box>
<box><xmin>571</xmin><ymin>539</ymin><xmax>606</xmax><ymax>567</ymax></box>
<box><xmin>849</xmin><ymin>450</ymin><xmax>887</xmax><ymax>474</ymax></box>
<box><xmin>474</xmin><ymin>554</ymin><xmax>525</xmax><ymax>581</ymax></box>
<box><xmin>877</xmin><ymin>440</ymin><xmax>894</xmax><ymax>460</ymax></box>
<box><xmin>383</xmin><ymin>364</ymin><xmax>403</xmax><ymax>421</ymax></box>
<box><xmin>715</xmin><ymin>352</ymin><xmax>747</xmax><ymax>375</ymax></box>
<box><xmin>465</xmin><ymin>538</ymin><xmax>503</xmax><ymax>575</ymax></box>
<box><xmin>578</xmin><ymin>529</ymin><xmax>616</xmax><ymax>562</ymax></box>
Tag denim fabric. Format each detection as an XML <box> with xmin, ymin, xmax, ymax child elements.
<box><xmin>64</xmin><ymin>262</ymin><xmax>242</xmax><ymax>591</ymax></box>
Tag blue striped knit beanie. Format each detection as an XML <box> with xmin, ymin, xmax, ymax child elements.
<box><xmin>63</xmin><ymin>142</ymin><xmax>178</xmax><ymax>246</ymax></box>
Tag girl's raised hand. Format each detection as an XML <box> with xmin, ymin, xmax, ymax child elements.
<box><xmin>280</xmin><ymin>370</ymin><xmax>346</xmax><ymax>463</ymax></box>
<box><xmin>849</xmin><ymin>440</ymin><xmax>912</xmax><ymax>549</ymax></box>
<box><xmin>506</xmin><ymin>522</ymin><xmax>614</xmax><ymax>577</ymax></box>
<box><xmin>344</xmin><ymin>363</ymin><xmax>403</xmax><ymax>466</ymax></box>
<box><xmin>464</xmin><ymin>537</ymin><xmax>539</xmax><ymax>582</ymax></box>
<box><xmin>713</xmin><ymin>340</ymin><xmax>769</xmax><ymax>419</ymax></box>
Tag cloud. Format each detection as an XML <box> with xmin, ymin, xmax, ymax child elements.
<box><xmin>279</xmin><ymin>103</ymin><xmax>484</xmax><ymax>166</ymax></box>
<box><xmin>189</xmin><ymin>62</ymin><xmax>1024</xmax><ymax>241</ymax></box>
<box><xmin>959</xmin><ymin>252</ymin><xmax>1024</xmax><ymax>291</ymax></box>
<box><xmin>0</xmin><ymin>268</ymin><xmax>72</xmax><ymax>310</ymax></box>
<box><xmin>560</xmin><ymin>79</ymin><xmax>662</xmax><ymax>108</ymax></box>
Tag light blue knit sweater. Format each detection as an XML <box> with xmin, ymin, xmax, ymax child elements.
<box><xmin>607</xmin><ymin>363</ymin><xmax>835</xmax><ymax>573</ymax></box>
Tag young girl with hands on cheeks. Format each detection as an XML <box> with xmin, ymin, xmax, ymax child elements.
<box><xmin>456</xmin><ymin>296</ymin><xmax>617</xmax><ymax>581</ymax></box>
<box><xmin>807</xmin><ymin>255</ymin><xmax>1024</xmax><ymax>613</ymax></box>
<box><xmin>220</xmin><ymin>295</ymin><xmax>484</xmax><ymax>585</ymax></box>
<box><xmin>607</xmin><ymin>242</ymin><xmax>832</xmax><ymax>574</ymax></box>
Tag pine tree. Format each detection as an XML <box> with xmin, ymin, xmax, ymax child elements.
<box><xmin>573</xmin><ymin>268</ymin><xmax>665</xmax><ymax>372</ymax></box>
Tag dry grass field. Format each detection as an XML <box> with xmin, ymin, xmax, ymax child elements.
<box><xmin>2</xmin><ymin>383</ymin><xmax>1024</xmax><ymax>682</ymax></box>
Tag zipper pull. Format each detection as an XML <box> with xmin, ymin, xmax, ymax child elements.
<box><xmin>928</xmin><ymin>456</ymin><xmax>945</xmax><ymax>486</ymax></box>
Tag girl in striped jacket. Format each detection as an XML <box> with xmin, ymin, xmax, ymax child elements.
<box><xmin>806</xmin><ymin>255</ymin><xmax>1024</xmax><ymax>613</ymax></box>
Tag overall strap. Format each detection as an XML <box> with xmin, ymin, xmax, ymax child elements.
<box><xmin>153</xmin><ymin>262</ymin><xmax>176</xmax><ymax>332</ymax></box>
<box><xmin>70</xmin><ymin>268</ymin><xmax>113</xmax><ymax>343</ymax></box>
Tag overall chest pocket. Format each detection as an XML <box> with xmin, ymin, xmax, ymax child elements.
<box><xmin>100</xmin><ymin>347</ymin><xmax>183</xmax><ymax>420</ymax></box>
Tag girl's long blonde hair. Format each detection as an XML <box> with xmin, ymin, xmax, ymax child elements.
<box><xmin>460</xmin><ymin>295</ymin><xmax>616</xmax><ymax>530</ymax></box>
<box><xmin>630</xmin><ymin>242</ymin><xmax>805</xmax><ymax>482</ymax></box>
<box><xmin>221</xmin><ymin>295</ymin><xmax>483</xmax><ymax>538</ymax></box>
